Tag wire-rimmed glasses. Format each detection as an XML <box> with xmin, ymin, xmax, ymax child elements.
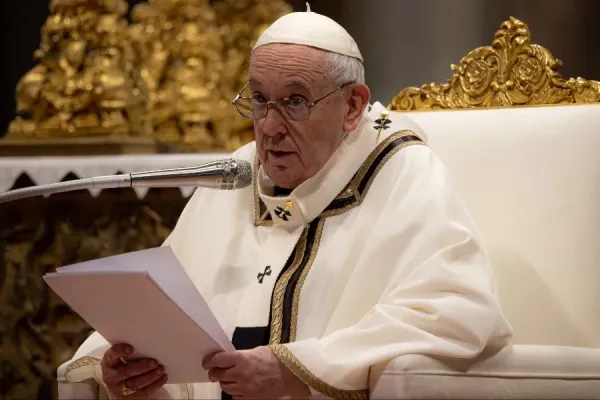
<box><xmin>231</xmin><ymin>82</ymin><xmax>353</xmax><ymax>121</ymax></box>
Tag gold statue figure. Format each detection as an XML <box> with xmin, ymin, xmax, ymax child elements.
<box><xmin>129</xmin><ymin>0</ymin><xmax>223</xmax><ymax>149</ymax></box>
<box><xmin>211</xmin><ymin>0</ymin><xmax>293</xmax><ymax>151</ymax></box>
<box><xmin>6</xmin><ymin>0</ymin><xmax>293</xmax><ymax>151</ymax></box>
<box><xmin>8</xmin><ymin>0</ymin><xmax>148</xmax><ymax>139</ymax></box>
<box><xmin>129</xmin><ymin>0</ymin><xmax>292</xmax><ymax>151</ymax></box>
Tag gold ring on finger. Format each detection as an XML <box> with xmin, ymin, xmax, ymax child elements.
<box><xmin>121</xmin><ymin>379</ymin><xmax>137</xmax><ymax>396</ymax></box>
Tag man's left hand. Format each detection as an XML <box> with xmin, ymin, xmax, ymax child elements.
<box><xmin>202</xmin><ymin>346</ymin><xmax>311</xmax><ymax>399</ymax></box>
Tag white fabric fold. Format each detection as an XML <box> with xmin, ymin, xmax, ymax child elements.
<box><xmin>63</xmin><ymin>103</ymin><xmax>512</xmax><ymax>399</ymax></box>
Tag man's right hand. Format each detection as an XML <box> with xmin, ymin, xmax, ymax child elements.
<box><xmin>101</xmin><ymin>343</ymin><xmax>168</xmax><ymax>399</ymax></box>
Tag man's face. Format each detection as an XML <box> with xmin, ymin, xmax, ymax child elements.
<box><xmin>248</xmin><ymin>44</ymin><xmax>350</xmax><ymax>189</ymax></box>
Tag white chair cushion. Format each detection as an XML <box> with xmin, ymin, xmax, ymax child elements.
<box><xmin>370</xmin><ymin>344</ymin><xmax>600</xmax><ymax>399</ymax></box>
<box><xmin>403</xmin><ymin>105</ymin><xmax>600</xmax><ymax>347</ymax></box>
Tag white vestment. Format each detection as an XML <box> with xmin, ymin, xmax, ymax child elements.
<box><xmin>61</xmin><ymin>102</ymin><xmax>513</xmax><ymax>399</ymax></box>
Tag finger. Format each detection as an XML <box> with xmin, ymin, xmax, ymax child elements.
<box><xmin>103</xmin><ymin>343</ymin><xmax>134</xmax><ymax>368</ymax></box>
<box><xmin>124</xmin><ymin>365</ymin><xmax>165</xmax><ymax>394</ymax></box>
<box><xmin>136</xmin><ymin>373</ymin><xmax>169</xmax><ymax>399</ymax></box>
<box><xmin>202</xmin><ymin>351</ymin><xmax>220</xmax><ymax>369</ymax></box>
<box><xmin>114</xmin><ymin>358</ymin><xmax>159</xmax><ymax>379</ymax></box>
<box><xmin>207</xmin><ymin>367</ymin><xmax>232</xmax><ymax>382</ymax></box>
<box><xmin>203</xmin><ymin>351</ymin><xmax>237</xmax><ymax>369</ymax></box>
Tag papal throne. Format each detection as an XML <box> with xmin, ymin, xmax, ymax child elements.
<box><xmin>368</xmin><ymin>16</ymin><xmax>600</xmax><ymax>399</ymax></box>
<box><xmin>56</xmin><ymin>17</ymin><xmax>600</xmax><ymax>400</ymax></box>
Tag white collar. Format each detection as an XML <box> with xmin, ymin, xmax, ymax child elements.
<box><xmin>254</xmin><ymin>102</ymin><xmax>424</xmax><ymax>229</ymax></box>
<box><xmin>256</xmin><ymin>106</ymin><xmax>376</xmax><ymax>229</ymax></box>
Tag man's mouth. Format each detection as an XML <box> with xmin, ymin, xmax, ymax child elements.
<box><xmin>268</xmin><ymin>150</ymin><xmax>293</xmax><ymax>158</ymax></box>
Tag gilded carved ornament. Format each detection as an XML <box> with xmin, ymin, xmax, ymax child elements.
<box><xmin>388</xmin><ymin>17</ymin><xmax>600</xmax><ymax>111</ymax></box>
<box><xmin>6</xmin><ymin>0</ymin><xmax>293</xmax><ymax>152</ymax></box>
<box><xmin>8</xmin><ymin>0</ymin><xmax>145</xmax><ymax>139</ymax></box>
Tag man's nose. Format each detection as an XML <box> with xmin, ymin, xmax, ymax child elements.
<box><xmin>259</xmin><ymin>105</ymin><xmax>287</xmax><ymax>137</ymax></box>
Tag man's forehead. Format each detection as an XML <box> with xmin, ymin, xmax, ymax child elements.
<box><xmin>249</xmin><ymin>78</ymin><xmax>312</xmax><ymax>90</ymax></box>
<box><xmin>250</xmin><ymin>44</ymin><xmax>326</xmax><ymax>70</ymax></box>
<box><xmin>249</xmin><ymin>45</ymin><xmax>327</xmax><ymax>89</ymax></box>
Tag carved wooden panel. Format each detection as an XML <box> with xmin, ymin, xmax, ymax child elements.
<box><xmin>0</xmin><ymin>174</ymin><xmax>187</xmax><ymax>400</ymax></box>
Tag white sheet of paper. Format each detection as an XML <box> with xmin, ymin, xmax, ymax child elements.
<box><xmin>44</xmin><ymin>247</ymin><xmax>233</xmax><ymax>384</ymax></box>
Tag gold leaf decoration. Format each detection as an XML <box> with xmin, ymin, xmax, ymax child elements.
<box><xmin>7</xmin><ymin>0</ymin><xmax>148</xmax><ymax>139</ymax></box>
<box><xmin>0</xmin><ymin>185</ymin><xmax>187</xmax><ymax>400</ymax></box>
<box><xmin>6</xmin><ymin>0</ymin><xmax>293</xmax><ymax>152</ymax></box>
<box><xmin>389</xmin><ymin>17</ymin><xmax>600</xmax><ymax>111</ymax></box>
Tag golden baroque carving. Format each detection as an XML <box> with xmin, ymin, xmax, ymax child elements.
<box><xmin>7</xmin><ymin>0</ymin><xmax>293</xmax><ymax>152</ymax></box>
<box><xmin>211</xmin><ymin>0</ymin><xmax>293</xmax><ymax>151</ymax></box>
<box><xmin>8</xmin><ymin>0</ymin><xmax>149</xmax><ymax>139</ymax></box>
<box><xmin>0</xmin><ymin>186</ymin><xmax>187</xmax><ymax>400</ymax></box>
<box><xmin>128</xmin><ymin>0</ymin><xmax>224</xmax><ymax>150</ymax></box>
<box><xmin>389</xmin><ymin>17</ymin><xmax>600</xmax><ymax>111</ymax></box>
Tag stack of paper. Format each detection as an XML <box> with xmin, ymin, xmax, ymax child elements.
<box><xmin>44</xmin><ymin>246</ymin><xmax>233</xmax><ymax>383</ymax></box>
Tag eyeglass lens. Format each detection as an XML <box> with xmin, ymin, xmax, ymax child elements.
<box><xmin>235</xmin><ymin>96</ymin><xmax>310</xmax><ymax>121</ymax></box>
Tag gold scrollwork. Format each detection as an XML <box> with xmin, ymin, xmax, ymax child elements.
<box><xmin>0</xmin><ymin>188</ymin><xmax>187</xmax><ymax>400</ymax></box>
<box><xmin>389</xmin><ymin>17</ymin><xmax>600</xmax><ymax>111</ymax></box>
<box><xmin>7</xmin><ymin>0</ymin><xmax>146</xmax><ymax>139</ymax></box>
<box><xmin>6</xmin><ymin>0</ymin><xmax>293</xmax><ymax>153</ymax></box>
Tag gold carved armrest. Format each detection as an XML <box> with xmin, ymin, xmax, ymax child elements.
<box><xmin>388</xmin><ymin>17</ymin><xmax>600</xmax><ymax>111</ymax></box>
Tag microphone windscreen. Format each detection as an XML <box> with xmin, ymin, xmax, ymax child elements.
<box><xmin>233</xmin><ymin>160</ymin><xmax>253</xmax><ymax>189</ymax></box>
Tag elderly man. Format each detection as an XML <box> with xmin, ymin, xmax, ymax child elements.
<box><xmin>63</xmin><ymin>7</ymin><xmax>512</xmax><ymax>400</ymax></box>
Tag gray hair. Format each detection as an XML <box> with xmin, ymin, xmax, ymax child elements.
<box><xmin>325</xmin><ymin>52</ymin><xmax>365</xmax><ymax>86</ymax></box>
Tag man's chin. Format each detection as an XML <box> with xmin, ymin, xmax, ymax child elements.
<box><xmin>263</xmin><ymin>166</ymin><xmax>299</xmax><ymax>189</ymax></box>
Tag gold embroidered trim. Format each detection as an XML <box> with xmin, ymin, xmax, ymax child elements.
<box><xmin>65</xmin><ymin>356</ymin><xmax>101</xmax><ymax>382</ymax></box>
<box><xmin>355</xmin><ymin>130</ymin><xmax>419</xmax><ymax>186</ymax></box>
<box><xmin>266</xmin><ymin>130</ymin><xmax>424</xmax><ymax>342</ymax></box>
<box><xmin>269</xmin><ymin>228</ymin><xmax>309</xmax><ymax>344</ymax></box>
<box><xmin>253</xmin><ymin>130</ymin><xmax>424</xmax><ymax>225</ymax></box>
<box><xmin>261</xmin><ymin>130</ymin><xmax>422</xmax><ymax>397</ymax></box>
<box><xmin>66</xmin><ymin>356</ymin><xmax>101</xmax><ymax>373</ymax></box>
<box><xmin>338</xmin><ymin>185</ymin><xmax>358</xmax><ymax>200</ymax></box>
<box><xmin>270</xmin><ymin>344</ymin><xmax>369</xmax><ymax>400</ymax></box>
<box><xmin>289</xmin><ymin>218</ymin><xmax>325</xmax><ymax>342</ymax></box>
<box><xmin>253</xmin><ymin>154</ymin><xmax>274</xmax><ymax>227</ymax></box>
<box><xmin>321</xmin><ymin>130</ymin><xmax>424</xmax><ymax>218</ymax></box>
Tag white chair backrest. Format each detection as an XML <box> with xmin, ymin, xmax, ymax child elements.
<box><xmin>404</xmin><ymin>105</ymin><xmax>600</xmax><ymax>348</ymax></box>
<box><xmin>387</xmin><ymin>15</ymin><xmax>600</xmax><ymax>348</ymax></box>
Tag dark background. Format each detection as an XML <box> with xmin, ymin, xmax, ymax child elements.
<box><xmin>1</xmin><ymin>0</ymin><xmax>599</xmax><ymax>137</ymax></box>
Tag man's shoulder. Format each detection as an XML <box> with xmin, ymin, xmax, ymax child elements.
<box><xmin>231</xmin><ymin>140</ymin><xmax>257</xmax><ymax>162</ymax></box>
<box><xmin>368</xmin><ymin>102</ymin><xmax>429</xmax><ymax>143</ymax></box>
<box><xmin>329</xmin><ymin>118</ymin><xmax>433</xmax><ymax>215</ymax></box>
<box><xmin>365</xmin><ymin>115</ymin><xmax>431</xmax><ymax>172</ymax></box>
<box><xmin>358</xmin><ymin>107</ymin><xmax>449</xmax><ymax>191</ymax></box>
<box><xmin>164</xmin><ymin>142</ymin><xmax>257</xmax><ymax>247</ymax></box>
<box><xmin>368</xmin><ymin>131</ymin><xmax>455</xmax><ymax>205</ymax></box>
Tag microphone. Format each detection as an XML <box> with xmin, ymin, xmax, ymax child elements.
<box><xmin>0</xmin><ymin>158</ymin><xmax>253</xmax><ymax>204</ymax></box>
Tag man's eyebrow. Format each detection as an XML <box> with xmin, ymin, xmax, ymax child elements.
<box><xmin>285</xmin><ymin>80</ymin><xmax>311</xmax><ymax>91</ymax></box>
<box><xmin>248</xmin><ymin>79</ymin><xmax>262</xmax><ymax>87</ymax></box>
<box><xmin>248</xmin><ymin>79</ymin><xmax>313</xmax><ymax>95</ymax></box>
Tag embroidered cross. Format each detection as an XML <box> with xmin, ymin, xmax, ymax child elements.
<box><xmin>374</xmin><ymin>111</ymin><xmax>392</xmax><ymax>142</ymax></box>
<box><xmin>274</xmin><ymin>201</ymin><xmax>294</xmax><ymax>222</ymax></box>
<box><xmin>257</xmin><ymin>266</ymin><xmax>272</xmax><ymax>283</ymax></box>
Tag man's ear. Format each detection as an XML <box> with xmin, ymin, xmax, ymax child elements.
<box><xmin>343</xmin><ymin>84</ymin><xmax>371</xmax><ymax>133</ymax></box>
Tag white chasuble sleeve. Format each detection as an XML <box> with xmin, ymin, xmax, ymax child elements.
<box><xmin>269</xmin><ymin>145</ymin><xmax>513</xmax><ymax>399</ymax></box>
<box><xmin>60</xmin><ymin>143</ymin><xmax>257</xmax><ymax>400</ymax></box>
